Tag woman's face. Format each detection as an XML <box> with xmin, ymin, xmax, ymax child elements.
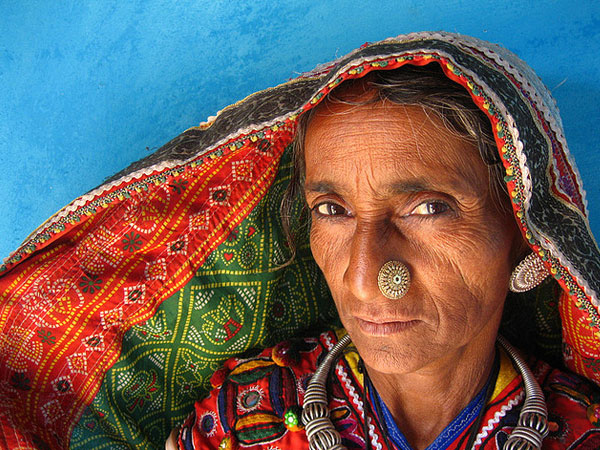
<box><xmin>304</xmin><ymin>101</ymin><xmax>521</xmax><ymax>375</ymax></box>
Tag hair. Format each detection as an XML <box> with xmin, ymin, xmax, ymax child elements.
<box><xmin>280</xmin><ymin>63</ymin><xmax>510</xmax><ymax>262</ymax></box>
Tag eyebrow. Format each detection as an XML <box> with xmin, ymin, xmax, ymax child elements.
<box><xmin>304</xmin><ymin>179</ymin><xmax>436</xmax><ymax>194</ymax></box>
<box><xmin>386</xmin><ymin>181</ymin><xmax>432</xmax><ymax>193</ymax></box>
<box><xmin>304</xmin><ymin>181</ymin><xmax>336</xmax><ymax>193</ymax></box>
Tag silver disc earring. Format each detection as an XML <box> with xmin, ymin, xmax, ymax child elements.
<box><xmin>378</xmin><ymin>261</ymin><xmax>411</xmax><ymax>299</ymax></box>
<box><xmin>509</xmin><ymin>253</ymin><xmax>549</xmax><ymax>293</ymax></box>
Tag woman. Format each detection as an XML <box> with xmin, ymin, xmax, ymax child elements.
<box><xmin>165</xmin><ymin>34</ymin><xmax>600</xmax><ymax>449</ymax></box>
<box><xmin>0</xmin><ymin>32</ymin><xmax>599</xmax><ymax>450</ymax></box>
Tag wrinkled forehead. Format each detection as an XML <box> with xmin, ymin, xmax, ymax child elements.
<box><xmin>303</xmin><ymin>100</ymin><xmax>490</xmax><ymax>196</ymax></box>
<box><xmin>300</xmin><ymin>64</ymin><xmax>489</xmax><ymax>161</ymax></box>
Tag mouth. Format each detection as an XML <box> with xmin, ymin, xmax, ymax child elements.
<box><xmin>356</xmin><ymin>317</ymin><xmax>420</xmax><ymax>336</ymax></box>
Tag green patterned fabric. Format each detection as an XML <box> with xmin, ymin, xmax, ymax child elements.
<box><xmin>70</xmin><ymin>150</ymin><xmax>337</xmax><ymax>449</ymax></box>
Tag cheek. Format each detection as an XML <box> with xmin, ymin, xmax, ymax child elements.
<box><xmin>309</xmin><ymin>223</ymin><xmax>354</xmax><ymax>293</ymax></box>
<box><xmin>417</xmin><ymin>215</ymin><xmax>515</xmax><ymax>276</ymax></box>
<box><xmin>408</xmin><ymin>220</ymin><xmax>514</xmax><ymax>311</ymax></box>
<box><xmin>438</xmin><ymin>217</ymin><xmax>506</xmax><ymax>253</ymax></box>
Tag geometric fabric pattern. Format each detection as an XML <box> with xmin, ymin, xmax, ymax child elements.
<box><xmin>70</xmin><ymin>154</ymin><xmax>336</xmax><ymax>449</ymax></box>
<box><xmin>0</xmin><ymin>124</ymin><xmax>304</xmax><ymax>448</ymax></box>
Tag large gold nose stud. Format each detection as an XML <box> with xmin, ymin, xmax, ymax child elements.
<box><xmin>377</xmin><ymin>261</ymin><xmax>411</xmax><ymax>299</ymax></box>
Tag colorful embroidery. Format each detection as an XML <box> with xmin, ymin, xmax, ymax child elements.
<box><xmin>181</xmin><ymin>331</ymin><xmax>600</xmax><ymax>449</ymax></box>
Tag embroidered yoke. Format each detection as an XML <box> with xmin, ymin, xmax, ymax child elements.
<box><xmin>178</xmin><ymin>330</ymin><xmax>600</xmax><ymax>449</ymax></box>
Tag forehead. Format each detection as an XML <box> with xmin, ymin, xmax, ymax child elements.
<box><xmin>303</xmin><ymin>101</ymin><xmax>490</xmax><ymax>195</ymax></box>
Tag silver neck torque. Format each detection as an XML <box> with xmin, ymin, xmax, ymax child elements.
<box><xmin>301</xmin><ymin>334</ymin><xmax>548</xmax><ymax>450</ymax></box>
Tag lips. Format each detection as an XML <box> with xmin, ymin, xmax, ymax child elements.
<box><xmin>356</xmin><ymin>317</ymin><xmax>420</xmax><ymax>336</ymax></box>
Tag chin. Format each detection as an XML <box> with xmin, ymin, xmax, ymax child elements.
<box><xmin>345</xmin><ymin>325</ymin><xmax>436</xmax><ymax>375</ymax></box>
<box><xmin>361</xmin><ymin>343</ymin><xmax>431</xmax><ymax>375</ymax></box>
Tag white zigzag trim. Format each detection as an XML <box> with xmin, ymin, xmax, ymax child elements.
<box><xmin>367</xmin><ymin>416</ymin><xmax>382</xmax><ymax>450</ymax></box>
<box><xmin>473</xmin><ymin>390</ymin><xmax>524</xmax><ymax>447</ymax></box>
<box><xmin>505</xmin><ymin>113</ymin><xmax>533</xmax><ymax>210</ymax></box>
<box><xmin>336</xmin><ymin>362</ymin><xmax>381</xmax><ymax>450</ymax></box>
<box><xmin>337</xmin><ymin>362</ymin><xmax>363</xmax><ymax>416</ymax></box>
<box><xmin>322</xmin><ymin>331</ymin><xmax>335</xmax><ymax>351</ymax></box>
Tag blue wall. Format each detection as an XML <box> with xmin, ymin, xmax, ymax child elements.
<box><xmin>1</xmin><ymin>0</ymin><xmax>599</xmax><ymax>260</ymax></box>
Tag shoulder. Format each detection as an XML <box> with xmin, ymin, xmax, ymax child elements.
<box><xmin>173</xmin><ymin>330</ymin><xmax>340</xmax><ymax>449</ymax></box>
<box><xmin>531</xmin><ymin>359</ymin><xmax>600</xmax><ymax>448</ymax></box>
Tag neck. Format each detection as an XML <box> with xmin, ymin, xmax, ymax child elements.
<box><xmin>365</xmin><ymin>335</ymin><xmax>497</xmax><ymax>450</ymax></box>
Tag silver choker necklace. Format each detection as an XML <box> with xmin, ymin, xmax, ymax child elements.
<box><xmin>301</xmin><ymin>334</ymin><xmax>548</xmax><ymax>450</ymax></box>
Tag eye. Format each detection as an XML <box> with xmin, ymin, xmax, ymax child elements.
<box><xmin>313</xmin><ymin>202</ymin><xmax>349</xmax><ymax>217</ymax></box>
<box><xmin>410</xmin><ymin>200</ymin><xmax>450</xmax><ymax>216</ymax></box>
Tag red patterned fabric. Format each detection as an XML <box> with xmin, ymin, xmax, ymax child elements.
<box><xmin>0</xmin><ymin>126</ymin><xmax>293</xmax><ymax>447</ymax></box>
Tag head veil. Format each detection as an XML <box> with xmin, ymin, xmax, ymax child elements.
<box><xmin>1</xmin><ymin>32</ymin><xmax>598</xmax><ymax>449</ymax></box>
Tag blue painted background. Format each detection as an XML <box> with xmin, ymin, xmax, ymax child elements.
<box><xmin>1</xmin><ymin>0</ymin><xmax>599</xmax><ymax>260</ymax></box>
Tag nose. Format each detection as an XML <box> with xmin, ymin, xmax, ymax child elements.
<box><xmin>343</xmin><ymin>220</ymin><xmax>408</xmax><ymax>302</ymax></box>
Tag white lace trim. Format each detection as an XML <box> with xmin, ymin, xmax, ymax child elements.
<box><xmin>473</xmin><ymin>390</ymin><xmax>524</xmax><ymax>447</ymax></box>
<box><xmin>336</xmin><ymin>361</ymin><xmax>382</xmax><ymax>450</ymax></box>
